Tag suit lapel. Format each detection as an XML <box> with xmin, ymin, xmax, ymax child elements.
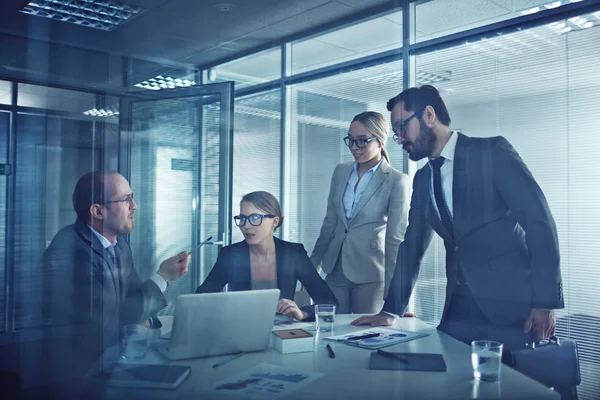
<box><xmin>351</xmin><ymin>160</ymin><xmax>389</xmax><ymax>222</ymax></box>
<box><xmin>75</xmin><ymin>219</ymin><xmax>120</xmax><ymax>302</ymax></box>
<box><xmin>421</xmin><ymin>163</ymin><xmax>453</xmax><ymax>241</ymax></box>
<box><xmin>235</xmin><ymin>242</ymin><xmax>251</xmax><ymax>290</ymax></box>
<box><xmin>452</xmin><ymin>133</ymin><xmax>470</xmax><ymax>241</ymax></box>
<box><xmin>274</xmin><ymin>238</ymin><xmax>286</xmax><ymax>298</ymax></box>
<box><xmin>336</xmin><ymin>164</ymin><xmax>353</xmax><ymax>228</ymax></box>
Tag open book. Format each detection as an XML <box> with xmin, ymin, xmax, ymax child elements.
<box><xmin>323</xmin><ymin>327</ymin><xmax>428</xmax><ymax>349</ymax></box>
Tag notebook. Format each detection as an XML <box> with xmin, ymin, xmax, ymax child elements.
<box><xmin>106</xmin><ymin>364</ymin><xmax>191</xmax><ymax>389</ymax></box>
<box><xmin>369</xmin><ymin>350</ymin><xmax>447</xmax><ymax>372</ymax></box>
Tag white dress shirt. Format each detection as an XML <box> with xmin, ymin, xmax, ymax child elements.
<box><xmin>342</xmin><ymin>159</ymin><xmax>383</xmax><ymax>221</ymax></box>
<box><xmin>428</xmin><ymin>131</ymin><xmax>458</xmax><ymax>218</ymax></box>
<box><xmin>88</xmin><ymin>225</ymin><xmax>167</xmax><ymax>292</ymax></box>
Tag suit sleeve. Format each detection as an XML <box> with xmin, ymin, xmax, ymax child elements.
<box><xmin>384</xmin><ymin>172</ymin><xmax>410</xmax><ymax>297</ymax></box>
<box><xmin>195</xmin><ymin>247</ymin><xmax>229</xmax><ymax>294</ymax></box>
<box><xmin>382</xmin><ymin>171</ymin><xmax>434</xmax><ymax>315</ymax></box>
<box><xmin>310</xmin><ymin>164</ymin><xmax>341</xmax><ymax>269</ymax></box>
<box><xmin>113</xmin><ymin>241</ymin><xmax>166</xmax><ymax>326</ymax></box>
<box><xmin>120</xmin><ymin>271</ymin><xmax>167</xmax><ymax>326</ymax></box>
<box><xmin>296</xmin><ymin>244</ymin><xmax>339</xmax><ymax>321</ymax></box>
<box><xmin>492</xmin><ymin>137</ymin><xmax>563</xmax><ymax>309</ymax></box>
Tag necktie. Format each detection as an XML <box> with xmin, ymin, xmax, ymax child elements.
<box><xmin>431</xmin><ymin>157</ymin><xmax>467</xmax><ymax>285</ymax></box>
<box><xmin>107</xmin><ymin>245</ymin><xmax>119</xmax><ymax>266</ymax></box>
<box><xmin>106</xmin><ymin>245</ymin><xmax>122</xmax><ymax>294</ymax></box>
<box><xmin>430</xmin><ymin>157</ymin><xmax>453</xmax><ymax>237</ymax></box>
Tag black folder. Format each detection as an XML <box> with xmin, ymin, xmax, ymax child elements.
<box><xmin>106</xmin><ymin>364</ymin><xmax>191</xmax><ymax>389</ymax></box>
<box><xmin>369</xmin><ymin>350</ymin><xmax>447</xmax><ymax>372</ymax></box>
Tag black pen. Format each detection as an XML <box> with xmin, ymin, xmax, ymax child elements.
<box><xmin>188</xmin><ymin>236</ymin><xmax>213</xmax><ymax>254</ymax></box>
<box><xmin>326</xmin><ymin>344</ymin><xmax>336</xmax><ymax>358</ymax></box>
<box><xmin>377</xmin><ymin>349</ymin><xmax>409</xmax><ymax>364</ymax></box>
<box><xmin>212</xmin><ymin>352</ymin><xmax>245</xmax><ymax>368</ymax></box>
<box><xmin>347</xmin><ymin>333</ymin><xmax>381</xmax><ymax>341</ymax></box>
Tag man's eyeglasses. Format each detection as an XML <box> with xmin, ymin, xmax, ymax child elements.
<box><xmin>102</xmin><ymin>194</ymin><xmax>134</xmax><ymax>207</ymax></box>
<box><xmin>343</xmin><ymin>136</ymin><xmax>378</xmax><ymax>148</ymax></box>
<box><xmin>392</xmin><ymin>112</ymin><xmax>420</xmax><ymax>142</ymax></box>
<box><xmin>234</xmin><ymin>213</ymin><xmax>276</xmax><ymax>227</ymax></box>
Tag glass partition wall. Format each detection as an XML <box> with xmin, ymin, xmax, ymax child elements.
<box><xmin>209</xmin><ymin>2</ymin><xmax>600</xmax><ymax>399</ymax></box>
<box><xmin>1</xmin><ymin>1</ymin><xmax>600</xmax><ymax>397</ymax></box>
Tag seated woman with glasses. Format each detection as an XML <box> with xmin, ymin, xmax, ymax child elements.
<box><xmin>195</xmin><ymin>191</ymin><xmax>338</xmax><ymax>321</ymax></box>
<box><xmin>310</xmin><ymin>111</ymin><xmax>410</xmax><ymax>314</ymax></box>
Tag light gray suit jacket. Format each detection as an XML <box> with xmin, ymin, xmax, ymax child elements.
<box><xmin>310</xmin><ymin>159</ymin><xmax>409</xmax><ymax>295</ymax></box>
<box><xmin>383</xmin><ymin>133</ymin><xmax>564</xmax><ymax>325</ymax></box>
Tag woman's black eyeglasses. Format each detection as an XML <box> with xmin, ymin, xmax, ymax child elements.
<box><xmin>234</xmin><ymin>213</ymin><xmax>276</xmax><ymax>227</ymax></box>
<box><xmin>343</xmin><ymin>136</ymin><xmax>378</xmax><ymax>148</ymax></box>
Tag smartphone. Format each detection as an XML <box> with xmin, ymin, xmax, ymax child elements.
<box><xmin>188</xmin><ymin>236</ymin><xmax>212</xmax><ymax>254</ymax></box>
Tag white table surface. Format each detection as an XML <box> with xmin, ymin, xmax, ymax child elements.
<box><xmin>106</xmin><ymin>315</ymin><xmax>559</xmax><ymax>400</ymax></box>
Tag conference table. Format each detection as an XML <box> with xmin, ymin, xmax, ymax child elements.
<box><xmin>100</xmin><ymin>314</ymin><xmax>559</xmax><ymax>400</ymax></box>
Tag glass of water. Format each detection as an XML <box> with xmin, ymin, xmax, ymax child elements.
<box><xmin>471</xmin><ymin>340</ymin><xmax>503</xmax><ymax>381</ymax></box>
<box><xmin>315</xmin><ymin>304</ymin><xmax>336</xmax><ymax>332</ymax></box>
<box><xmin>122</xmin><ymin>324</ymin><xmax>148</xmax><ymax>360</ymax></box>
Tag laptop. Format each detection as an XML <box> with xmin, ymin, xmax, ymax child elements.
<box><xmin>155</xmin><ymin>289</ymin><xmax>280</xmax><ymax>361</ymax></box>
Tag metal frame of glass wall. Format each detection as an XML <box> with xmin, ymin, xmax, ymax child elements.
<box><xmin>0</xmin><ymin>81</ymin><xmax>123</xmax><ymax>344</ymax></box>
<box><xmin>203</xmin><ymin>0</ymin><xmax>600</xmax><ymax>189</ymax></box>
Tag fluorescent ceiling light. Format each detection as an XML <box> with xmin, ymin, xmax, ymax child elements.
<box><xmin>134</xmin><ymin>75</ymin><xmax>196</xmax><ymax>91</ymax></box>
<box><xmin>545</xmin><ymin>1</ymin><xmax>562</xmax><ymax>8</ymax></box>
<box><xmin>360</xmin><ymin>70</ymin><xmax>451</xmax><ymax>86</ymax></box>
<box><xmin>20</xmin><ymin>0</ymin><xmax>143</xmax><ymax>31</ymax></box>
<box><xmin>83</xmin><ymin>107</ymin><xmax>119</xmax><ymax>117</ymax></box>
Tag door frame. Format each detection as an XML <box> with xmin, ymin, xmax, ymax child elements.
<box><xmin>118</xmin><ymin>82</ymin><xmax>234</xmax><ymax>284</ymax></box>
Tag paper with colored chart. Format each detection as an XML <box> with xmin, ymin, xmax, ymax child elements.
<box><xmin>209</xmin><ymin>363</ymin><xmax>323</xmax><ymax>399</ymax></box>
<box><xmin>323</xmin><ymin>327</ymin><xmax>429</xmax><ymax>349</ymax></box>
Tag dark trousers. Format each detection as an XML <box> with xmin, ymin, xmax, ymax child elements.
<box><xmin>438</xmin><ymin>282</ymin><xmax>536</xmax><ymax>366</ymax></box>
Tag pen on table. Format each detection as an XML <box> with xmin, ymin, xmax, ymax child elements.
<box><xmin>377</xmin><ymin>349</ymin><xmax>409</xmax><ymax>364</ymax></box>
<box><xmin>347</xmin><ymin>333</ymin><xmax>381</xmax><ymax>341</ymax></box>
<box><xmin>326</xmin><ymin>344</ymin><xmax>336</xmax><ymax>359</ymax></box>
<box><xmin>212</xmin><ymin>352</ymin><xmax>246</xmax><ymax>368</ymax></box>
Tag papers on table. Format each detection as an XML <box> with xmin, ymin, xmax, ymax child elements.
<box><xmin>323</xmin><ymin>327</ymin><xmax>429</xmax><ymax>349</ymax></box>
<box><xmin>210</xmin><ymin>363</ymin><xmax>323</xmax><ymax>399</ymax></box>
<box><xmin>272</xmin><ymin>315</ymin><xmax>314</xmax><ymax>331</ymax></box>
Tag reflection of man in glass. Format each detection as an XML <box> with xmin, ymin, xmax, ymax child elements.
<box><xmin>353</xmin><ymin>85</ymin><xmax>563</xmax><ymax>356</ymax></box>
<box><xmin>43</xmin><ymin>171</ymin><xmax>190</xmax><ymax>376</ymax></box>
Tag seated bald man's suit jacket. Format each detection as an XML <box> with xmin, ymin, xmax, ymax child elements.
<box><xmin>42</xmin><ymin>218</ymin><xmax>167</xmax><ymax>378</ymax></box>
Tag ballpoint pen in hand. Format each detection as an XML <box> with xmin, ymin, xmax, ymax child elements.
<box><xmin>347</xmin><ymin>333</ymin><xmax>381</xmax><ymax>341</ymax></box>
<box><xmin>188</xmin><ymin>236</ymin><xmax>213</xmax><ymax>254</ymax></box>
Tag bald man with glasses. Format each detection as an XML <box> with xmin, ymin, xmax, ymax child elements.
<box><xmin>42</xmin><ymin>171</ymin><xmax>190</xmax><ymax>377</ymax></box>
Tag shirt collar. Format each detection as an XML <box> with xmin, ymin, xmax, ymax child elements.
<box><xmin>88</xmin><ymin>225</ymin><xmax>116</xmax><ymax>248</ymax></box>
<box><xmin>353</xmin><ymin>158</ymin><xmax>383</xmax><ymax>174</ymax></box>
<box><xmin>428</xmin><ymin>131</ymin><xmax>458</xmax><ymax>165</ymax></box>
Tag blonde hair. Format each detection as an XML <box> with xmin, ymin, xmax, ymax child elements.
<box><xmin>240</xmin><ymin>191</ymin><xmax>283</xmax><ymax>229</ymax></box>
<box><xmin>351</xmin><ymin>111</ymin><xmax>390</xmax><ymax>164</ymax></box>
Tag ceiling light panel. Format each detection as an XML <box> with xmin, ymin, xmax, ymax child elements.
<box><xmin>134</xmin><ymin>75</ymin><xmax>196</xmax><ymax>91</ymax></box>
<box><xmin>83</xmin><ymin>105</ymin><xmax>119</xmax><ymax>117</ymax></box>
<box><xmin>20</xmin><ymin>0</ymin><xmax>144</xmax><ymax>31</ymax></box>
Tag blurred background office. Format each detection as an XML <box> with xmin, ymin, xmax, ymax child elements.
<box><xmin>0</xmin><ymin>0</ymin><xmax>599</xmax><ymax>397</ymax></box>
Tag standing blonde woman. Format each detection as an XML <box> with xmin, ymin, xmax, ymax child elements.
<box><xmin>310</xmin><ymin>111</ymin><xmax>409</xmax><ymax>314</ymax></box>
